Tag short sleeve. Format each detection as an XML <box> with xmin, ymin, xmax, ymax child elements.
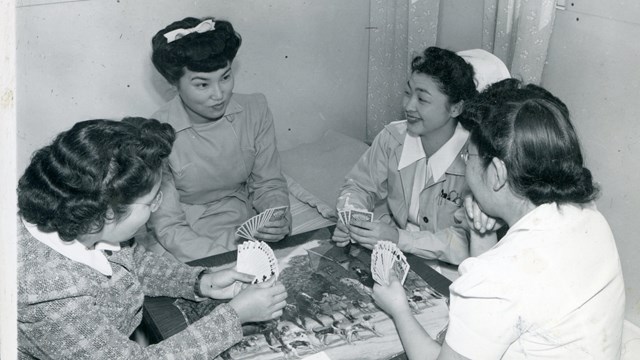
<box><xmin>445</xmin><ymin>257</ymin><xmax>520</xmax><ymax>360</ymax></box>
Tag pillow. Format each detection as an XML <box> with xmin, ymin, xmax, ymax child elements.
<box><xmin>280</xmin><ymin>129</ymin><xmax>370</xmax><ymax>212</ymax></box>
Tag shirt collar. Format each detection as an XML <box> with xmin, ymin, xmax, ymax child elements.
<box><xmin>163</xmin><ymin>94</ymin><xmax>244</xmax><ymax>133</ymax></box>
<box><xmin>22</xmin><ymin>218</ymin><xmax>120</xmax><ymax>276</ymax></box>
<box><xmin>398</xmin><ymin>123</ymin><xmax>469</xmax><ymax>181</ymax></box>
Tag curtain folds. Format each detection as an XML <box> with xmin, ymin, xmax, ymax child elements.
<box><xmin>482</xmin><ymin>0</ymin><xmax>557</xmax><ymax>84</ymax></box>
<box><xmin>365</xmin><ymin>0</ymin><xmax>556</xmax><ymax>142</ymax></box>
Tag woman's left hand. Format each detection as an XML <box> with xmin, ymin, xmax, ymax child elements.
<box><xmin>255</xmin><ymin>210</ymin><xmax>291</xmax><ymax>242</ymax></box>
<box><xmin>348</xmin><ymin>220</ymin><xmax>399</xmax><ymax>250</ymax></box>
<box><xmin>198</xmin><ymin>269</ymin><xmax>255</xmax><ymax>299</ymax></box>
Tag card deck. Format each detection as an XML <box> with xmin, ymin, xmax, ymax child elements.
<box><xmin>236</xmin><ymin>240</ymin><xmax>279</xmax><ymax>284</ymax></box>
<box><xmin>371</xmin><ymin>241</ymin><xmax>409</xmax><ymax>285</ymax></box>
<box><xmin>235</xmin><ymin>206</ymin><xmax>289</xmax><ymax>240</ymax></box>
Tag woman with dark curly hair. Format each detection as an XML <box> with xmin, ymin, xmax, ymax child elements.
<box><xmin>17</xmin><ymin>118</ymin><xmax>287</xmax><ymax>359</ymax></box>
<box><xmin>372</xmin><ymin>79</ymin><xmax>625</xmax><ymax>359</ymax></box>
<box><xmin>332</xmin><ymin>47</ymin><xmax>509</xmax><ymax>271</ymax></box>
<box><xmin>146</xmin><ymin>17</ymin><xmax>290</xmax><ymax>262</ymax></box>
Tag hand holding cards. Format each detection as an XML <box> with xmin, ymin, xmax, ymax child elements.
<box><xmin>236</xmin><ymin>206</ymin><xmax>289</xmax><ymax>241</ymax></box>
<box><xmin>236</xmin><ymin>240</ymin><xmax>279</xmax><ymax>284</ymax></box>
<box><xmin>371</xmin><ymin>241</ymin><xmax>410</xmax><ymax>286</ymax></box>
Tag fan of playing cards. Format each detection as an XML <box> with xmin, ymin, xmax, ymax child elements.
<box><xmin>338</xmin><ymin>208</ymin><xmax>373</xmax><ymax>226</ymax></box>
<box><xmin>235</xmin><ymin>206</ymin><xmax>289</xmax><ymax>241</ymax></box>
<box><xmin>236</xmin><ymin>240</ymin><xmax>279</xmax><ymax>284</ymax></box>
<box><xmin>371</xmin><ymin>241</ymin><xmax>410</xmax><ymax>286</ymax></box>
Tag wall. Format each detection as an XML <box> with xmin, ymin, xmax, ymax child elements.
<box><xmin>436</xmin><ymin>0</ymin><xmax>483</xmax><ymax>51</ymax></box>
<box><xmin>437</xmin><ymin>0</ymin><xmax>640</xmax><ymax>325</ymax></box>
<box><xmin>16</xmin><ymin>0</ymin><xmax>370</xmax><ymax>173</ymax></box>
<box><xmin>542</xmin><ymin>1</ymin><xmax>640</xmax><ymax>325</ymax></box>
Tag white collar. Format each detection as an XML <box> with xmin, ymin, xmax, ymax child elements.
<box><xmin>398</xmin><ymin>123</ymin><xmax>469</xmax><ymax>181</ymax></box>
<box><xmin>22</xmin><ymin>218</ymin><xmax>120</xmax><ymax>276</ymax></box>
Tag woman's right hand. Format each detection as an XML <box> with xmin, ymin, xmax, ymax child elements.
<box><xmin>372</xmin><ymin>273</ymin><xmax>411</xmax><ymax>320</ymax></box>
<box><xmin>331</xmin><ymin>220</ymin><xmax>350</xmax><ymax>247</ymax></box>
<box><xmin>228</xmin><ymin>278</ymin><xmax>288</xmax><ymax>323</ymax></box>
<box><xmin>461</xmin><ymin>194</ymin><xmax>500</xmax><ymax>234</ymax></box>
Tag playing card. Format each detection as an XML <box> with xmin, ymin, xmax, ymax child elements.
<box><xmin>236</xmin><ymin>240</ymin><xmax>279</xmax><ymax>284</ymax></box>
<box><xmin>267</xmin><ymin>206</ymin><xmax>288</xmax><ymax>222</ymax></box>
<box><xmin>349</xmin><ymin>209</ymin><xmax>373</xmax><ymax>224</ymax></box>
<box><xmin>236</xmin><ymin>206</ymin><xmax>288</xmax><ymax>240</ymax></box>
<box><xmin>338</xmin><ymin>210</ymin><xmax>349</xmax><ymax>225</ymax></box>
<box><xmin>370</xmin><ymin>241</ymin><xmax>409</xmax><ymax>285</ymax></box>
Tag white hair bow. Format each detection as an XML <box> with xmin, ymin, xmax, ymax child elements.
<box><xmin>163</xmin><ymin>19</ymin><xmax>215</xmax><ymax>43</ymax></box>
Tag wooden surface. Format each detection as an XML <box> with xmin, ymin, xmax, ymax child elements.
<box><xmin>141</xmin><ymin>226</ymin><xmax>453</xmax><ymax>356</ymax></box>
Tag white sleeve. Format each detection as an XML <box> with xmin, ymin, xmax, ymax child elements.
<box><xmin>445</xmin><ymin>257</ymin><xmax>520</xmax><ymax>360</ymax></box>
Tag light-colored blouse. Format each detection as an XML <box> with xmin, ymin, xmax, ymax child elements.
<box><xmin>148</xmin><ymin>93</ymin><xmax>289</xmax><ymax>262</ymax></box>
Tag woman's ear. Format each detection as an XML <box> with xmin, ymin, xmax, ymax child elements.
<box><xmin>105</xmin><ymin>207</ymin><xmax>116</xmax><ymax>223</ymax></box>
<box><xmin>450</xmin><ymin>100</ymin><xmax>464</xmax><ymax>118</ymax></box>
<box><xmin>490</xmin><ymin>157</ymin><xmax>508</xmax><ymax>191</ymax></box>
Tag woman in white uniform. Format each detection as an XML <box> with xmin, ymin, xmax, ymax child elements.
<box><xmin>372</xmin><ymin>79</ymin><xmax>625</xmax><ymax>359</ymax></box>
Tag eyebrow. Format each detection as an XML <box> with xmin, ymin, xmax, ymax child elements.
<box><xmin>406</xmin><ymin>80</ymin><xmax>432</xmax><ymax>96</ymax></box>
<box><xmin>190</xmin><ymin>67</ymin><xmax>232</xmax><ymax>82</ymax></box>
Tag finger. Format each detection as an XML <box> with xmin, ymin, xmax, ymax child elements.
<box><xmin>271</xmin><ymin>309</ymin><xmax>283</xmax><ymax>319</ymax></box>
<box><xmin>361</xmin><ymin>243</ymin><xmax>374</xmax><ymax>250</ymax></box>
<box><xmin>257</xmin><ymin>225</ymin><xmax>288</xmax><ymax>235</ymax></box>
<box><xmin>486</xmin><ymin>217</ymin><xmax>497</xmax><ymax>231</ymax></box>
<box><xmin>453</xmin><ymin>207</ymin><xmax>466</xmax><ymax>225</ymax></box>
<box><xmin>256</xmin><ymin>276</ymin><xmax>277</xmax><ymax>289</ymax></box>
<box><xmin>350</xmin><ymin>220</ymin><xmax>374</xmax><ymax>230</ymax></box>
<box><xmin>464</xmin><ymin>195</ymin><xmax>475</xmax><ymax>219</ymax></box>
<box><xmin>255</xmin><ymin>232</ymin><xmax>285</xmax><ymax>242</ymax></box>
<box><xmin>332</xmin><ymin>237</ymin><xmax>350</xmax><ymax>245</ymax></box>
<box><xmin>272</xmin><ymin>291</ymin><xmax>288</xmax><ymax>304</ymax></box>
<box><xmin>335</xmin><ymin>240</ymin><xmax>350</xmax><ymax>247</ymax></box>
<box><xmin>472</xmin><ymin>202</ymin><xmax>483</xmax><ymax>230</ymax></box>
<box><xmin>479</xmin><ymin>212</ymin><xmax>490</xmax><ymax>233</ymax></box>
<box><xmin>230</xmin><ymin>271</ymin><xmax>256</xmax><ymax>283</ymax></box>
<box><xmin>349</xmin><ymin>231</ymin><xmax>377</xmax><ymax>246</ymax></box>
<box><xmin>270</xmin><ymin>300</ymin><xmax>288</xmax><ymax>313</ymax></box>
<box><xmin>260</xmin><ymin>218</ymin><xmax>287</xmax><ymax>229</ymax></box>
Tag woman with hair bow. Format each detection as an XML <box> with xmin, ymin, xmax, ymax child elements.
<box><xmin>145</xmin><ymin>17</ymin><xmax>291</xmax><ymax>262</ymax></box>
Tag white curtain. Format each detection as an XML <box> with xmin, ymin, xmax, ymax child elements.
<box><xmin>482</xmin><ymin>0</ymin><xmax>557</xmax><ymax>84</ymax></box>
<box><xmin>366</xmin><ymin>0</ymin><xmax>440</xmax><ymax>143</ymax></box>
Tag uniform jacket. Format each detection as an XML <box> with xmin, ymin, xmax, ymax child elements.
<box><xmin>338</xmin><ymin>121</ymin><xmax>470</xmax><ymax>264</ymax></box>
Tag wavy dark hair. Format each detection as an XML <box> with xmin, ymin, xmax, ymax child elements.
<box><xmin>463</xmin><ymin>78</ymin><xmax>598</xmax><ymax>205</ymax></box>
<box><xmin>410</xmin><ymin>47</ymin><xmax>478</xmax><ymax>126</ymax></box>
<box><xmin>151</xmin><ymin>17</ymin><xmax>242</xmax><ymax>84</ymax></box>
<box><xmin>17</xmin><ymin>118</ymin><xmax>175</xmax><ymax>241</ymax></box>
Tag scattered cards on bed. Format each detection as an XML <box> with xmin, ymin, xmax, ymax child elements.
<box><xmin>371</xmin><ymin>241</ymin><xmax>410</xmax><ymax>286</ymax></box>
<box><xmin>236</xmin><ymin>240</ymin><xmax>279</xmax><ymax>284</ymax></box>
<box><xmin>338</xmin><ymin>208</ymin><xmax>373</xmax><ymax>226</ymax></box>
<box><xmin>235</xmin><ymin>206</ymin><xmax>289</xmax><ymax>240</ymax></box>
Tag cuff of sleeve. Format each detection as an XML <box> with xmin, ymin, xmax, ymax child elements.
<box><xmin>185</xmin><ymin>266</ymin><xmax>207</xmax><ymax>301</ymax></box>
<box><xmin>216</xmin><ymin>303</ymin><xmax>244</xmax><ymax>339</ymax></box>
<box><xmin>445</xmin><ymin>312</ymin><xmax>509</xmax><ymax>360</ymax></box>
<box><xmin>397</xmin><ymin>229</ymin><xmax>414</xmax><ymax>253</ymax></box>
<box><xmin>256</xmin><ymin>193</ymin><xmax>290</xmax><ymax>213</ymax></box>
